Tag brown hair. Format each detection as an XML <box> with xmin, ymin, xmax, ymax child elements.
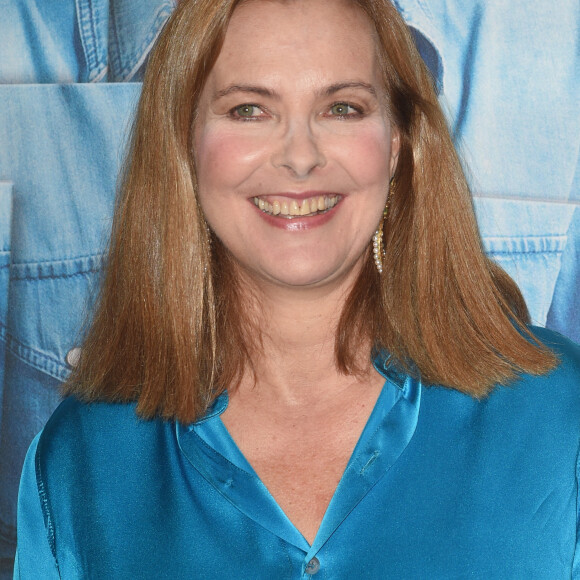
<box><xmin>64</xmin><ymin>0</ymin><xmax>557</xmax><ymax>421</ymax></box>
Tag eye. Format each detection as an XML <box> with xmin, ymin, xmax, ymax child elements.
<box><xmin>328</xmin><ymin>102</ymin><xmax>361</xmax><ymax>117</ymax></box>
<box><xmin>230</xmin><ymin>104</ymin><xmax>264</xmax><ymax>119</ymax></box>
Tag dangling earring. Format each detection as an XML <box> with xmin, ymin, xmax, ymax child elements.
<box><xmin>373</xmin><ymin>178</ymin><xmax>395</xmax><ymax>274</ymax></box>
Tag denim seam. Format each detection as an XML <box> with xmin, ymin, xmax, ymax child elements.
<box><xmin>9</xmin><ymin>253</ymin><xmax>105</xmax><ymax>281</ymax></box>
<box><xmin>10</xmin><ymin>268</ymin><xmax>101</xmax><ymax>282</ymax></box>
<box><xmin>75</xmin><ymin>0</ymin><xmax>106</xmax><ymax>82</ymax></box>
<box><xmin>110</xmin><ymin>6</ymin><xmax>174</xmax><ymax>81</ymax></box>
<box><xmin>486</xmin><ymin>250</ymin><xmax>564</xmax><ymax>256</ymax></box>
<box><xmin>0</xmin><ymin>322</ymin><xmax>69</xmax><ymax>382</ymax></box>
<box><xmin>9</xmin><ymin>252</ymin><xmax>106</xmax><ymax>267</ymax></box>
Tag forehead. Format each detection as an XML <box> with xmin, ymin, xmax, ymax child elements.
<box><xmin>208</xmin><ymin>0</ymin><xmax>379</xmax><ymax>89</ymax></box>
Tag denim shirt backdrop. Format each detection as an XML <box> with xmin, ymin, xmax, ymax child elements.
<box><xmin>1</xmin><ymin>0</ymin><xmax>579</xmax><ymax>578</ymax></box>
<box><xmin>0</xmin><ymin>0</ymin><xmax>175</xmax><ymax>83</ymax></box>
<box><xmin>0</xmin><ymin>1</ymin><xmax>174</xmax><ymax>576</ymax></box>
<box><xmin>396</xmin><ymin>0</ymin><xmax>580</xmax><ymax>335</ymax></box>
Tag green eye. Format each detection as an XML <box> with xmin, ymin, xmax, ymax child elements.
<box><xmin>330</xmin><ymin>103</ymin><xmax>353</xmax><ymax>116</ymax></box>
<box><xmin>235</xmin><ymin>104</ymin><xmax>259</xmax><ymax>117</ymax></box>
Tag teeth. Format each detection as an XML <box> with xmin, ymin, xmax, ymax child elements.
<box><xmin>253</xmin><ymin>195</ymin><xmax>339</xmax><ymax>218</ymax></box>
<box><xmin>290</xmin><ymin>200</ymin><xmax>300</xmax><ymax>216</ymax></box>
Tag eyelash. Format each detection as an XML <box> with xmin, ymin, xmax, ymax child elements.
<box><xmin>229</xmin><ymin>104</ymin><xmax>265</xmax><ymax>121</ymax></box>
<box><xmin>227</xmin><ymin>101</ymin><xmax>365</xmax><ymax>121</ymax></box>
<box><xmin>326</xmin><ymin>102</ymin><xmax>364</xmax><ymax>118</ymax></box>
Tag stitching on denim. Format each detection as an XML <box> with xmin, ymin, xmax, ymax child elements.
<box><xmin>487</xmin><ymin>249</ymin><xmax>563</xmax><ymax>256</ymax></box>
<box><xmin>483</xmin><ymin>235</ymin><xmax>567</xmax><ymax>256</ymax></box>
<box><xmin>114</xmin><ymin>6</ymin><xmax>174</xmax><ymax>80</ymax></box>
<box><xmin>86</xmin><ymin>0</ymin><xmax>102</xmax><ymax>76</ymax></box>
<box><xmin>9</xmin><ymin>253</ymin><xmax>105</xmax><ymax>281</ymax></box>
<box><xmin>76</xmin><ymin>0</ymin><xmax>97</xmax><ymax>78</ymax></box>
<box><xmin>10</xmin><ymin>252</ymin><xmax>106</xmax><ymax>267</ymax></box>
<box><xmin>0</xmin><ymin>322</ymin><xmax>69</xmax><ymax>382</ymax></box>
<box><xmin>76</xmin><ymin>0</ymin><xmax>106</xmax><ymax>82</ymax></box>
<box><xmin>10</xmin><ymin>268</ymin><xmax>101</xmax><ymax>282</ymax></box>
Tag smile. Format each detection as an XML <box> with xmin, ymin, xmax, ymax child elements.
<box><xmin>253</xmin><ymin>195</ymin><xmax>340</xmax><ymax>218</ymax></box>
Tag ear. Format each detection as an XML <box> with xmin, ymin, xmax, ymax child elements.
<box><xmin>389</xmin><ymin>127</ymin><xmax>401</xmax><ymax>177</ymax></box>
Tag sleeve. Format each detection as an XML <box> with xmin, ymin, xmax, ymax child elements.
<box><xmin>13</xmin><ymin>432</ymin><xmax>60</xmax><ymax>580</ymax></box>
<box><xmin>574</xmin><ymin>442</ymin><xmax>580</xmax><ymax>578</ymax></box>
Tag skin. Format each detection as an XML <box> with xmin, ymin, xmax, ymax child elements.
<box><xmin>194</xmin><ymin>0</ymin><xmax>400</xmax><ymax>544</ymax></box>
<box><xmin>195</xmin><ymin>0</ymin><xmax>399</xmax><ymax>292</ymax></box>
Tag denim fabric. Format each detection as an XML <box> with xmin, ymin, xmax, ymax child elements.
<box><xmin>0</xmin><ymin>0</ymin><xmax>175</xmax><ymax>83</ymax></box>
<box><xmin>474</xmin><ymin>197</ymin><xmax>575</xmax><ymax>327</ymax></box>
<box><xmin>0</xmin><ymin>84</ymin><xmax>141</xmax><ymax>574</ymax></box>
<box><xmin>547</xmin><ymin>208</ymin><xmax>580</xmax><ymax>340</ymax></box>
<box><xmin>397</xmin><ymin>0</ymin><xmax>580</xmax><ymax>340</ymax></box>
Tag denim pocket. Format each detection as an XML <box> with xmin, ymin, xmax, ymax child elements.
<box><xmin>474</xmin><ymin>197</ymin><xmax>575</xmax><ymax>327</ymax></box>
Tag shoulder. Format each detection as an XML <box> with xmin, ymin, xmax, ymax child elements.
<box><xmin>492</xmin><ymin>326</ymin><xmax>580</xmax><ymax>430</ymax></box>
<box><xmin>422</xmin><ymin>326</ymin><xmax>580</xmax><ymax>433</ymax></box>
<box><xmin>36</xmin><ymin>397</ymin><xmax>174</xmax><ymax>487</ymax></box>
<box><xmin>29</xmin><ymin>399</ymin><xmax>184</xmax><ymax>574</ymax></box>
<box><xmin>39</xmin><ymin>396</ymin><xmax>146</xmax><ymax>451</ymax></box>
<box><xmin>526</xmin><ymin>326</ymin><xmax>580</xmax><ymax>398</ymax></box>
<box><xmin>529</xmin><ymin>325</ymin><xmax>580</xmax><ymax>368</ymax></box>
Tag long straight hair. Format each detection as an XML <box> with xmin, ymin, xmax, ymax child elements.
<box><xmin>64</xmin><ymin>0</ymin><xmax>557</xmax><ymax>421</ymax></box>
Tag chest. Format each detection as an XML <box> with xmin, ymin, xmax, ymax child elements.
<box><xmin>54</xmin><ymin>415</ymin><xmax>578</xmax><ymax>579</ymax></box>
<box><xmin>221</xmin><ymin>399</ymin><xmax>377</xmax><ymax>544</ymax></box>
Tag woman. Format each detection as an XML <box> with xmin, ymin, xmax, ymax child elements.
<box><xmin>15</xmin><ymin>0</ymin><xmax>580</xmax><ymax>577</ymax></box>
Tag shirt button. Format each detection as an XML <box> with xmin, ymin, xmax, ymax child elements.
<box><xmin>305</xmin><ymin>557</ymin><xmax>320</xmax><ymax>575</ymax></box>
<box><xmin>65</xmin><ymin>347</ymin><xmax>82</xmax><ymax>368</ymax></box>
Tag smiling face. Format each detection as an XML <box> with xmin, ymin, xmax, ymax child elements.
<box><xmin>195</xmin><ymin>0</ymin><xmax>400</xmax><ymax>291</ymax></box>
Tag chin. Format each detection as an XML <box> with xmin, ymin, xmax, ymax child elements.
<box><xmin>257</xmin><ymin>258</ymin><xmax>360</xmax><ymax>290</ymax></box>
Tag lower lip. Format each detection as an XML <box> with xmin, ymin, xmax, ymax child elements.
<box><xmin>253</xmin><ymin>202</ymin><xmax>340</xmax><ymax>231</ymax></box>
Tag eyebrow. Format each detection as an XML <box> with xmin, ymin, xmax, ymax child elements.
<box><xmin>212</xmin><ymin>81</ymin><xmax>378</xmax><ymax>101</ymax></box>
<box><xmin>213</xmin><ymin>85</ymin><xmax>279</xmax><ymax>100</ymax></box>
<box><xmin>322</xmin><ymin>82</ymin><xmax>377</xmax><ymax>98</ymax></box>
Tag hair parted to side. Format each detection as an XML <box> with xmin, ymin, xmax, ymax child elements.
<box><xmin>64</xmin><ymin>0</ymin><xmax>557</xmax><ymax>422</ymax></box>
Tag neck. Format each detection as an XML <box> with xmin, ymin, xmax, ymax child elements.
<box><xmin>236</xmin><ymin>268</ymin><xmax>373</xmax><ymax>407</ymax></box>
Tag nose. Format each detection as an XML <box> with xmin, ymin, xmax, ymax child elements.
<box><xmin>271</xmin><ymin>120</ymin><xmax>326</xmax><ymax>178</ymax></box>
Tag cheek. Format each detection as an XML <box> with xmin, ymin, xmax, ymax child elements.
<box><xmin>332</xmin><ymin>127</ymin><xmax>393</xmax><ymax>187</ymax></box>
<box><xmin>195</xmin><ymin>128</ymin><xmax>265</xmax><ymax>194</ymax></box>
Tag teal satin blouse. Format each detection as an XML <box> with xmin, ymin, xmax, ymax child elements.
<box><xmin>14</xmin><ymin>327</ymin><xmax>580</xmax><ymax>578</ymax></box>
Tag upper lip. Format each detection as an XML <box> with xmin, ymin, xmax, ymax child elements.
<box><xmin>251</xmin><ymin>191</ymin><xmax>342</xmax><ymax>200</ymax></box>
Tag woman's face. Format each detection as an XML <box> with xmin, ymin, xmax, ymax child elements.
<box><xmin>195</xmin><ymin>0</ymin><xmax>399</xmax><ymax>290</ymax></box>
